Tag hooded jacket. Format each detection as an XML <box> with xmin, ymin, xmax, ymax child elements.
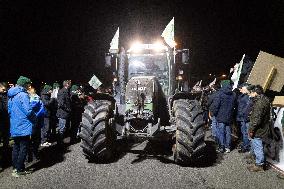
<box><xmin>207</xmin><ymin>89</ymin><xmax>219</xmax><ymax>114</ymax></box>
<box><xmin>212</xmin><ymin>84</ymin><xmax>236</xmax><ymax>124</ymax></box>
<box><xmin>8</xmin><ymin>86</ymin><xmax>36</xmax><ymax>137</ymax></box>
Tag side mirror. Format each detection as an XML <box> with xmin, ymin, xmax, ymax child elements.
<box><xmin>181</xmin><ymin>49</ymin><xmax>189</xmax><ymax>64</ymax></box>
<box><xmin>105</xmin><ymin>53</ymin><xmax>112</xmax><ymax>67</ymax></box>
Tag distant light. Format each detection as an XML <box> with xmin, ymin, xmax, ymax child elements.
<box><xmin>153</xmin><ymin>41</ymin><xmax>167</xmax><ymax>52</ymax></box>
<box><xmin>222</xmin><ymin>74</ymin><xmax>226</xmax><ymax>77</ymax></box>
<box><xmin>130</xmin><ymin>41</ymin><xmax>143</xmax><ymax>53</ymax></box>
<box><xmin>209</xmin><ymin>74</ymin><xmax>212</xmax><ymax>76</ymax></box>
<box><xmin>113</xmin><ymin>77</ymin><xmax>118</xmax><ymax>82</ymax></box>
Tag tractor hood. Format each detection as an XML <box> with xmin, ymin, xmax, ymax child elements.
<box><xmin>125</xmin><ymin>76</ymin><xmax>156</xmax><ymax>112</ymax></box>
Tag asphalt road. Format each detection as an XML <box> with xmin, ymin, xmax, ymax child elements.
<box><xmin>0</xmin><ymin>140</ymin><xmax>283</xmax><ymax>189</ymax></box>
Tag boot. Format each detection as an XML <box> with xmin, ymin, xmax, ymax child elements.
<box><xmin>247</xmin><ymin>164</ymin><xmax>264</xmax><ymax>172</ymax></box>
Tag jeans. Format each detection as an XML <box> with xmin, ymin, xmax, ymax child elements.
<box><xmin>12</xmin><ymin>136</ymin><xmax>30</xmax><ymax>172</ymax></box>
<box><xmin>211</xmin><ymin>117</ymin><xmax>217</xmax><ymax>137</ymax></box>
<box><xmin>252</xmin><ymin>138</ymin><xmax>265</xmax><ymax>166</ymax></box>
<box><xmin>41</xmin><ymin>117</ymin><xmax>50</xmax><ymax>144</ymax></box>
<box><xmin>58</xmin><ymin>118</ymin><xmax>67</xmax><ymax>135</ymax></box>
<box><xmin>217</xmin><ymin>122</ymin><xmax>231</xmax><ymax>149</ymax></box>
<box><xmin>239</xmin><ymin>121</ymin><xmax>250</xmax><ymax>150</ymax></box>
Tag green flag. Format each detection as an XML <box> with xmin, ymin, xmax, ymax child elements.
<box><xmin>161</xmin><ymin>17</ymin><xmax>175</xmax><ymax>48</ymax></box>
<box><xmin>109</xmin><ymin>27</ymin><xmax>119</xmax><ymax>53</ymax></box>
<box><xmin>88</xmin><ymin>75</ymin><xmax>102</xmax><ymax>90</ymax></box>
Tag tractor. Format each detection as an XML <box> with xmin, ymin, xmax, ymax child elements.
<box><xmin>79</xmin><ymin>42</ymin><xmax>207</xmax><ymax>165</ymax></box>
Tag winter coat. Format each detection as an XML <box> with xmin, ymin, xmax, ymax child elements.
<box><xmin>236</xmin><ymin>93</ymin><xmax>250</xmax><ymax>122</ymax></box>
<box><xmin>212</xmin><ymin>84</ymin><xmax>236</xmax><ymax>124</ymax></box>
<box><xmin>8</xmin><ymin>86</ymin><xmax>36</xmax><ymax>137</ymax></box>
<box><xmin>41</xmin><ymin>88</ymin><xmax>56</xmax><ymax>117</ymax></box>
<box><xmin>243</xmin><ymin>98</ymin><xmax>254</xmax><ymax>123</ymax></box>
<box><xmin>249</xmin><ymin>94</ymin><xmax>271</xmax><ymax>139</ymax></box>
<box><xmin>30</xmin><ymin>94</ymin><xmax>45</xmax><ymax>129</ymax></box>
<box><xmin>56</xmin><ymin>87</ymin><xmax>71</xmax><ymax>119</ymax></box>
<box><xmin>71</xmin><ymin>92</ymin><xmax>84</xmax><ymax>118</ymax></box>
<box><xmin>207</xmin><ymin>90</ymin><xmax>219</xmax><ymax>114</ymax></box>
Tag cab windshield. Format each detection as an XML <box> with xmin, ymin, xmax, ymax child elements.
<box><xmin>128</xmin><ymin>54</ymin><xmax>169</xmax><ymax>95</ymax></box>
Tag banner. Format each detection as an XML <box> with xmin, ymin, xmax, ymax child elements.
<box><xmin>231</xmin><ymin>54</ymin><xmax>245</xmax><ymax>90</ymax></box>
<box><xmin>109</xmin><ymin>27</ymin><xmax>119</xmax><ymax>53</ymax></box>
<box><xmin>161</xmin><ymin>17</ymin><xmax>175</xmax><ymax>48</ymax></box>
<box><xmin>88</xmin><ymin>75</ymin><xmax>102</xmax><ymax>90</ymax></box>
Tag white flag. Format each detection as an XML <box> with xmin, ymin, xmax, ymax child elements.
<box><xmin>231</xmin><ymin>54</ymin><xmax>245</xmax><ymax>90</ymax></box>
<box><xmin>109</xmin><ymin>27</ymin><xmax>119</xmax><ymax>53</ymax></box>
<box><xmin>161</xmin><ymin>17</ymin><xmax>175</xmax><ymax>48</ymax></box>
<box><xmin>88</xmin><ymin>75</ymin><xmax>102</xmax><ymax>90</ymax></box>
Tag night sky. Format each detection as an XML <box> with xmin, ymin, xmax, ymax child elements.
<box><xmin>2</xmin><ymin>0</ymin><xmax>284</xmax><ymax>86</ymax></box>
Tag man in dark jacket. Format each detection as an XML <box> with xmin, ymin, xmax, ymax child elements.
<box><xmin>56</xmin><ymin>80</ymin><xmax>71</xmax><ymax>146</ymax></box>
<box><xmin>247</xmin><ymin>85</ymin><xmax>271</xmax><ymax>172</ymax></box>
<box><xmin>212</xmin><ymin>80</ymin><xmax>236</xmax><ymax>153</ymax></box>
<box><xmin>236</xmin><ymin>83</ymin><xmax>251</xmax><ymax>153</ymax></box>
<box><xmin>207</xmin><ymin>84</ymin><xmax>220</xmax><ymax>143</ymax></box>
<box><xmin>8</xmin><ymin>76</ymin><xmax>36</xmax><ymax>177</ymax></box>
<box><xmin>40</xmin><ymin>85</ymin><xmax>55</xmax><ymax>146</ymax></box>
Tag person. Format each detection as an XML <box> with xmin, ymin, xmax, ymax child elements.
<box><xmin>70</xmin><ymin>85</ymin><xmax>84</xmax><ymax>144</ymax></box>
<box><xmin>236</xmin><ymin>83</ymin><xmax>251</xmax><ymax>153</ymax></box>
<box><xmin>40</xmin><ymin>84</ymin><xmax>55</xmax><ymax>146</ymax></box>
<box><xmin>56</xmin><ymin>80</ymin><xmax>71</xmax><ymax>147</ymax></box>
<box><xmin>207</xmin><ymin>83</ymin><xmax>220</xmax><ymax>143</ymax></box>
<box><xmin>0</xmin><ymin>82</ymin><xmax>9</xmax><ymax>170</ymax></box>
<box><xmin>277</xmin><ymin>113</ymin><xmax>284</xmax><ymax>179</ymax></box>
<box><xmin>247</xmin><ymin>85</ymin><xmax>271</xmax><ymax>172</ymax></box>
<box><xmin>212</xmin><ymin>80</ymin><xmax>236</xmax><ymax>153</ymax></box>
<box><xmin>49</xmin><ymin>82</ymin><xmax>60</xmax><ymax>141</ymax></box>
<box><xmin>27</xmin><ymin>87</ymin><xmax>45</xmax><ymax>162</ymax></box>
<box><xmin>8</xmin><ymin>76</ymin><xmax>36</xmax><ymax>177</ymax></box>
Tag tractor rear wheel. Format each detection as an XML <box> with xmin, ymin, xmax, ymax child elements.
<box><xmin>79</xmin><ymin>100</ymin><xmax>116</xmax><ymax>162</ymax></box>
<box><xmin>173</xmin><ymin>99</ymin><xmax>206</xmax><ymax>165</ymax></box>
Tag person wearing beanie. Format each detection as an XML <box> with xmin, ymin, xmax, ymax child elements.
<box><xmin>16</xmin><ymin>76</ymin><xmax>32</xmax><ymax>88</ymax></box>
<box><xmin>49</xmin><ymin>83</ymin><xmax>60</xmax><ymax>140</ymax></box>
<box><xmin>27</xmin><ymin>87</ymin><xmax>45</xmax><ymax>162</ymax></box>
<box><xmin>53</xmin><ymin>82</ymin><xmax>60</xmax><ymax>90</ymax></box>
<box><xmin>70</xmin><ymin>84</ymin><xmax>84</xmax><ymax>144</ymax></box>
<box><xmin>40</xmin><ymin>85</ymin><xmax>56</xmax><ymax>147</ymax></box>
<box><xmin>71</xmin><ymin>85</ymin><xmax>79</xmax><ymax>92</ymax></box>
<box><xmin>212</xmin><ymin>79</ymin><xmax>236</xmax><ymax>153</ymax></box>
<box><xmin>8</xmin><ymin>76</ymin><xmax>36</xmax><ymax>177</ymax></box>
<box><xmin>56</xmin><ymin>80</ymin><xmax>72</xmax><ymax>147</ymax></box>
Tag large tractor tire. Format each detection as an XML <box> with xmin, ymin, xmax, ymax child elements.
<box><xmin>173</xmin><ymin>99</ymin><xmax>206</xmax><ymax>165</ymax></box>
<box><xmin>79</xmin><ymin>100</ymin><xmax>116</xmax><ymax>162</ymax></box>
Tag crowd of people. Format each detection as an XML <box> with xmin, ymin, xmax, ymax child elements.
<box><xmin>207</xmin><ymin>79</ymin><xmax>284</xmax><ymax>173</ymax></box>
<box><xmin>0</xmin><ymin>76</ymin><xmax>88</xmax><ymax>177</ymax></box>
<box><xmin>0</xmin><ymin>75</ymin><xmax>284</xmax><ymax>179</ymax></box>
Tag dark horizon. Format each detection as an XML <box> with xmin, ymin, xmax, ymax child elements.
<box><xmin>2</xmin><ymin>0</ymin><xmax>284</xmax><ymax>86</ymax></box>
